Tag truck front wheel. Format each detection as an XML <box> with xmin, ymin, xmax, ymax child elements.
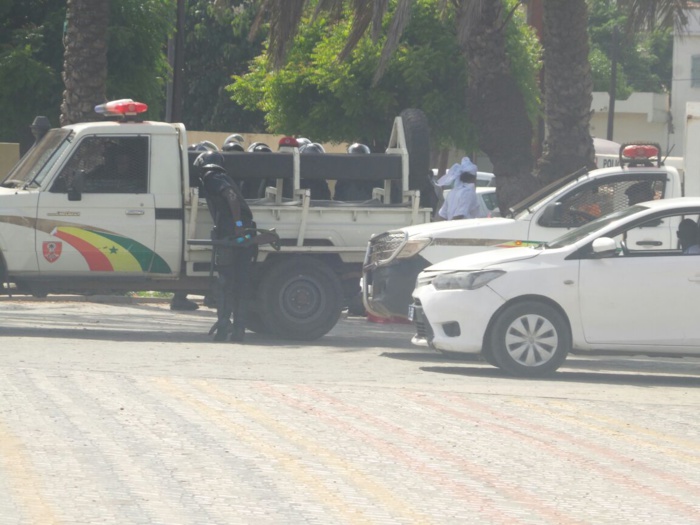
<box><xmin>257</xmin><ymin>257</ymin><xmax>344</xmax><ymax>340</ymax></box>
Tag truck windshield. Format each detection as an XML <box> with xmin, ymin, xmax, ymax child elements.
<box><xmin>544</xmin><ymin>205</ymin><xmax>645</xmax><ymax>249</ymax></box>
<box><xmin>1</xmin><ymin>129</ymin><xmax>72</xmax><ymax>189</ymax></box>
<box><xmin>509</xmin><ymin>167</ymin><xmax>589</xmax><ymax>218</ymax></box>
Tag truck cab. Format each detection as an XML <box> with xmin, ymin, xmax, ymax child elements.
<box><xmin>1</xmin><ymin>114</ymin><xmax>187</xmax><ymax>290</ymax></box>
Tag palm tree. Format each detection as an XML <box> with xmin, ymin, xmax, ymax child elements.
<box><xmin>60</xmin><ymin>0</ymin><xmax>110</xmax><ymax>125</ymax></box>
<box><xmin>251</xmin><ymin>0</ymin><xmax>548</xmax><ymax>209</ymax></box>
<box><xmin>454</xmin><ymin>1</ymin><xmax>541</xmax><ymax>210</ymax></box>
<box><xmin>536</xmin><ymin>0</ymin><xmax>595</xmax><ymax>185</ymax></box>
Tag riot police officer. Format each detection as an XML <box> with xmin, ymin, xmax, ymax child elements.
<box><xmin>194</xmin><ymin>150</ymin><xmax>256</xmax><ymax>342</ymax></box>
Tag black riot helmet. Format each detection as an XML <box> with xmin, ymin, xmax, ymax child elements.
<box><xmin>299</xmin><ymin>142</ymin><xmax>325</xmax><ymax>155</ymax></box>
<box><xmin>189</xmin><ymin>140</ymin><xmax>218</xmax><ymax>152</ymax></box>
<box><xmin>222</xmin><ymin>141</ymin><xmax>244</xmax><ymax>152</ymax></box>
<box><xmin>247</xmin><ymin>141</ymin><xmax>270</xmax><ymax>152</ymax></box>
<box><xmin>347</xmin><ymin>142</ymin><xmax>370</xmax><ymax>154</ymax></box>
<box><xmin>224</xmin><ymin>133</ymin><xmax>244</xmax><ymax>145</ymax></box>
<box><xmin>251</xmin><ymin>144</ymin><xmax>272</xmax><ymax>153</ymax></box>
<box><xmin>194</xmin><ymin>151</ymin><xmax>225</xmax><ymax>170</ymax></box>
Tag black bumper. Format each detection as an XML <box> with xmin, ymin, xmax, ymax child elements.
<box><xmin>364</xmin><ymin>256</ymin><xmax>429</xmax><ymax>318</ymax></box>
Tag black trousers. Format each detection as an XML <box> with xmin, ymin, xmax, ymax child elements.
<box><xmin>215</xmin><ymin>245</ymin><xmax>255</xmax><ymax>333</ymax></box>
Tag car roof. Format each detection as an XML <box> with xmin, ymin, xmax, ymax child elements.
<box><xmin>637</xmin><ymin>197</ymin><xmax>700</xmax><ymax>210</ymax></box>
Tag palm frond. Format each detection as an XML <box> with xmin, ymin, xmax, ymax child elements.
<box><xmin>372</xmin><ymin>0</ymin><xmax>413</xmax><ymax>85</ymax></box>
<box><xmin>249</xmin><ymin>0</ymin><xmax>307</xmax><ymax>69</ymax></box>
<box><xmin>337</xmin><ymin>0</ymin><xmax>376</xmax><ymax>62</ymax></box>
<box><xmin>371</xmin><ymin>0</ymin><xmax>390</xmax><ymax>41</ymax></box>
<box><xmin>618</xmin><ymin>0</ymin><xmax>689</xmax><ymax>34</ymax></box>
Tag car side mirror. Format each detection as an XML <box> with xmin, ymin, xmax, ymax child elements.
<box><xmin>591</xmin><ymin>237</ymin><xmax>617</xmax><ymax>257</ymax></box>
<box><xmin>67</xmin><ymin>170</ymin><xmax>85</xmax><ymax>201</ymax></box>
<box><xmin>538</xmin><ymin>202</ymin><xmax>563</xmax><ymax>227</ymax></box>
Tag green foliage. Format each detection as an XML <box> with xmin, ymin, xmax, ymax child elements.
<box><xmin>0</xmin><ymin>0</ymin><xmax>176</xmax><ymax>142</ymax></box>
<box><xmin>0</xmin><ymin>1</ymin><xmax>63</xmax><ymax>142</ymax></box>
<box><xmin>183</xmin><ymin>0</ymin><xmax>266</xmax><ymax>132</ymax></box>
<box><xmin>107</xmin><ymin>0</ymin><xmax>175</xmax><ymax>120</ymax></box>
<box><xmin>504</xmin><ymin>0</ymin><xmax>543</xmax><ymax>125</ymax></box>
<box><xmin>230</xmin><ymin>0</ymin><xmax>540</xmax><ymax>152</ymax></box>
<box><xmin>588</xmin><ymin>0</ymin><xmax>673</xmax><ymax>96</ymax></box>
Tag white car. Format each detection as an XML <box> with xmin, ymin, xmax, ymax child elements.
<box><xmin>476</xmin><ymin>187</ymin><xmax>500</xmax><ymax>218</ymax></box>
<box><xmin>411</xmin><ymin>197</ymin><xmax>700</xmax><ymax>377</ymax></box>
<box><xmin>432</xmin><ymin>169</ymin><xmax>495</xmax><ymax>187</ymax></box>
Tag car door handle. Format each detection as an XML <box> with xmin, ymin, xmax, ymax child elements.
<box><xmin>635</xmin><ymin>240</ymin><xmax>662</xmax><ymax>246</ymax></box>
<box><xmin>126</xmin><ymin>210</ymin><xmax>145</xmax><ymax>215</ymax></box>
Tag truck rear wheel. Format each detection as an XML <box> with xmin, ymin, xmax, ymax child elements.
<box><xmin>257</xmin><ymin>256</ymin><xmax>344</xmax><ymax>340</ymax></box>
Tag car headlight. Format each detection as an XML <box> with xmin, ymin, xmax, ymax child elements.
<box><xmin>432</xmin><ymin>270</ymin><xmax>505</xmax><ymax>290</ymax></box>
<box><xmin>395</xmin><ymin>238</ymin><xmax>431</xmax><ymax>259</ymax></box>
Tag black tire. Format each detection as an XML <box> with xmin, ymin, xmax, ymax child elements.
<box><xmin>489</xmin><ymin>301</ymin><xmax>570</xmax><ymax>377</ymax></box>
<box><xmin>480</xmin><ymin>346</ymin><xmax>500</xmax><ymax>367</ymax></box>
<box><xmin>400</xmin><ymin>108</ymin><xmax>434</xmax><ymax>209</ymax></box>
<box><xmin>257</xmin><ymin>256</ymin><xmax>344</xmax><ymax>340</ymax></box>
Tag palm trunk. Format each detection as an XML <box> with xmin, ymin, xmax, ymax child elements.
<box><xmin>60</xmin><ymin>0</ymin><xmax>110</xmax><ymax>126</ymax></box>
<box><xmin>456</xmin><ymin>0</ymin><xmax>540</xmax><ymax>213</ymax></box>
<box><xmin>536</xmin><ymin>0</ymin><xmax>595</xmax><ymax>184</ymax></box>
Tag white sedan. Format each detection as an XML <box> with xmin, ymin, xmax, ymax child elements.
<box><xmin>411</xmin><ymin>197</ymin><xmax>700</xmax><ymax>377</ymax></box>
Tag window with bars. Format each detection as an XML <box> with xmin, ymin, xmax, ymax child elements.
<box><xmin>51</xmin><ymin>136</ymin><xmax>149</xmax><ymax>194</ymax></box>
<box><xmin>538</xmin><ymin>176</ymin><xmax>667</xmax><ymax>229</ymax></box>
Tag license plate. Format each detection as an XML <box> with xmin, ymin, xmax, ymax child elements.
<box><xmin>407</xmin><ymin>305</ymin><xmax>415</xmax><ymax>321</ymax></box>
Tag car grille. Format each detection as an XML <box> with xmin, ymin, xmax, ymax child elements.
<box><xmin>365</xmin><ymin>231</ymin><xmax>406</xmax><ymax>267</ymax></box>
<box><xmin>412</xmin><ymin>300</ymin><xmax>434</xmax><ymax>341</ymax></box>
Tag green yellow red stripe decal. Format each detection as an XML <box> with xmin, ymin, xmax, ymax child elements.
<box><xmin>52</xmin><ymin>227</ymin><xmax>142</xmax><ymax>272</ymax></box>
<box><xmin>0</xmin><ymin>215</ymin><xmax>171</xmax><ymax>273</ymax></box>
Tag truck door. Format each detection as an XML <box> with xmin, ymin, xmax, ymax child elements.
<box><xmin>35</xmin><ymin>136</ymin><xmax>167</xmax><ymax>275</ymax></box>
<box><xmin>529</xmin><ymin>175</ymin><xmax>668</xmax><ymax>245</ymax></box>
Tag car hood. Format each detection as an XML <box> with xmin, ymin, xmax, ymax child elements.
<box><xmin>424</xmin><ymin>246</ymin><xmax>541</xmax><ymax>272</ymax></box>
<box><xmin>0</xmin><ymin>187</ymin><xmax>23</xmax><ymax>196</ymax></box>
<box><xmin>401</xmin><ymin>217</ymin><xmax>516</xmax><ymax>238</ymax></box>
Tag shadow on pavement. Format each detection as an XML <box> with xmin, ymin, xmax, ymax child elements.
<box><xmin>420</xmin><ymin>364</ymin><xmax>700</xmax><ymax>387</ymax></box>
<box><xmin>381</xmin><ymin>351</ymin><xmax>479</xmax><ymax>363</ymax></box>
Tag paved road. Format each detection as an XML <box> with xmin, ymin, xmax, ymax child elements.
<box><xmin>1</xmin><ymin>298</ymin><xmax>699</xmax><ymax>524</ymax></box>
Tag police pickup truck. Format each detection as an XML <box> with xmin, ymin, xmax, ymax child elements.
<box><xmin>363</xmin><ymin>142</ymin><xmax>688</xmax><ymax>321</ymax></box>
<box><xmin>0</xmin><ymin>100</ymin><xmax>432</xmax><ymax>340</ymax></box>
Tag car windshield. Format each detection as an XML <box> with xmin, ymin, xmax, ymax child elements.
<box><xmin>543</xmin><ymin>205</ymin><xmax>646</xmax><ymax>249</ymax></box>
<box><xmin>1</xmin><ymin>129</ymin><xmax>72</xmax><ymax>189</ymax></box>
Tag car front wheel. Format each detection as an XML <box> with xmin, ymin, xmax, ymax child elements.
<box><xmin>489</xmin><ymin>301</ymin><xmax>570</xmax><ymax>377</ymax></box>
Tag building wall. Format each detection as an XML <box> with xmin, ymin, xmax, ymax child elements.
<box><xmin>589</xmin><ymin>92</ymin><xmax>672</xmax><ymax>152</ymax></box>
<box><xmin>0</xmin><ymin>143</ymin><xmax>20</xmax><ymax>178</ymax></box>
<box><xmin>671</xmin><ymin>7</ymin><xmax>700</xmax><ymax>157</ymax></box>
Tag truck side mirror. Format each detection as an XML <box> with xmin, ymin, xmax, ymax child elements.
<box><xmin>67</xmin><ymin>170</ymin><xmax>85</xmax><ymax>201</ymax></box>
<box><xmin>538</xmin><ymin>202</ymin><xmax>563</xmax><ymax>227</ymax></box>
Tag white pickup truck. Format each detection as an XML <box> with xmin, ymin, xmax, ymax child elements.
<box><xmin>363</xmin><ymin>142</ymin><xmax>688</xmax><ymax>320</ymax></box>
<box><xmin>0</xmin><ymin>100</ymin><xmax>432</xmax><ymax>339</ymax></box>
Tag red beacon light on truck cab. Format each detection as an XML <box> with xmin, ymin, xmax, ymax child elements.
<box><xmin>94</xmin><ymin>99</ymin><xmax>148</xmax><ymax>119</ymax></box>
<box><xmin>619</xmin><ymin>142</ymin><xmax>662</xmax><ymax>168</ymax></box>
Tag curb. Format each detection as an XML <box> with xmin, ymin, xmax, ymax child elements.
<box><xmin>0</xmin><ymin>294</ymin><xmax>173</xmax><ymax>305</ymax></box>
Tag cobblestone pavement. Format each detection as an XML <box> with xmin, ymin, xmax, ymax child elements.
<box><xmin>0</xmin><ymin>299</ymin><xmax>699</xmax><ymax>524</ymax></box>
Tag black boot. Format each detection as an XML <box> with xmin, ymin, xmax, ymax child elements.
<box><xmin>211</xmin><ymin>320</ymin><xmax>231</xmax><ymax>342</ymax></box>
<box><xmin>230</xmin><ymin>324</ymin><xmax>245</xmax><ymax>343</ymax></box>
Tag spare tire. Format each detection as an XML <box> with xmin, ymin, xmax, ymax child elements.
<box><xmin>399</xmin><ymin>108</ymin><xmax>434</xmax><ymax>209</ymax></box>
